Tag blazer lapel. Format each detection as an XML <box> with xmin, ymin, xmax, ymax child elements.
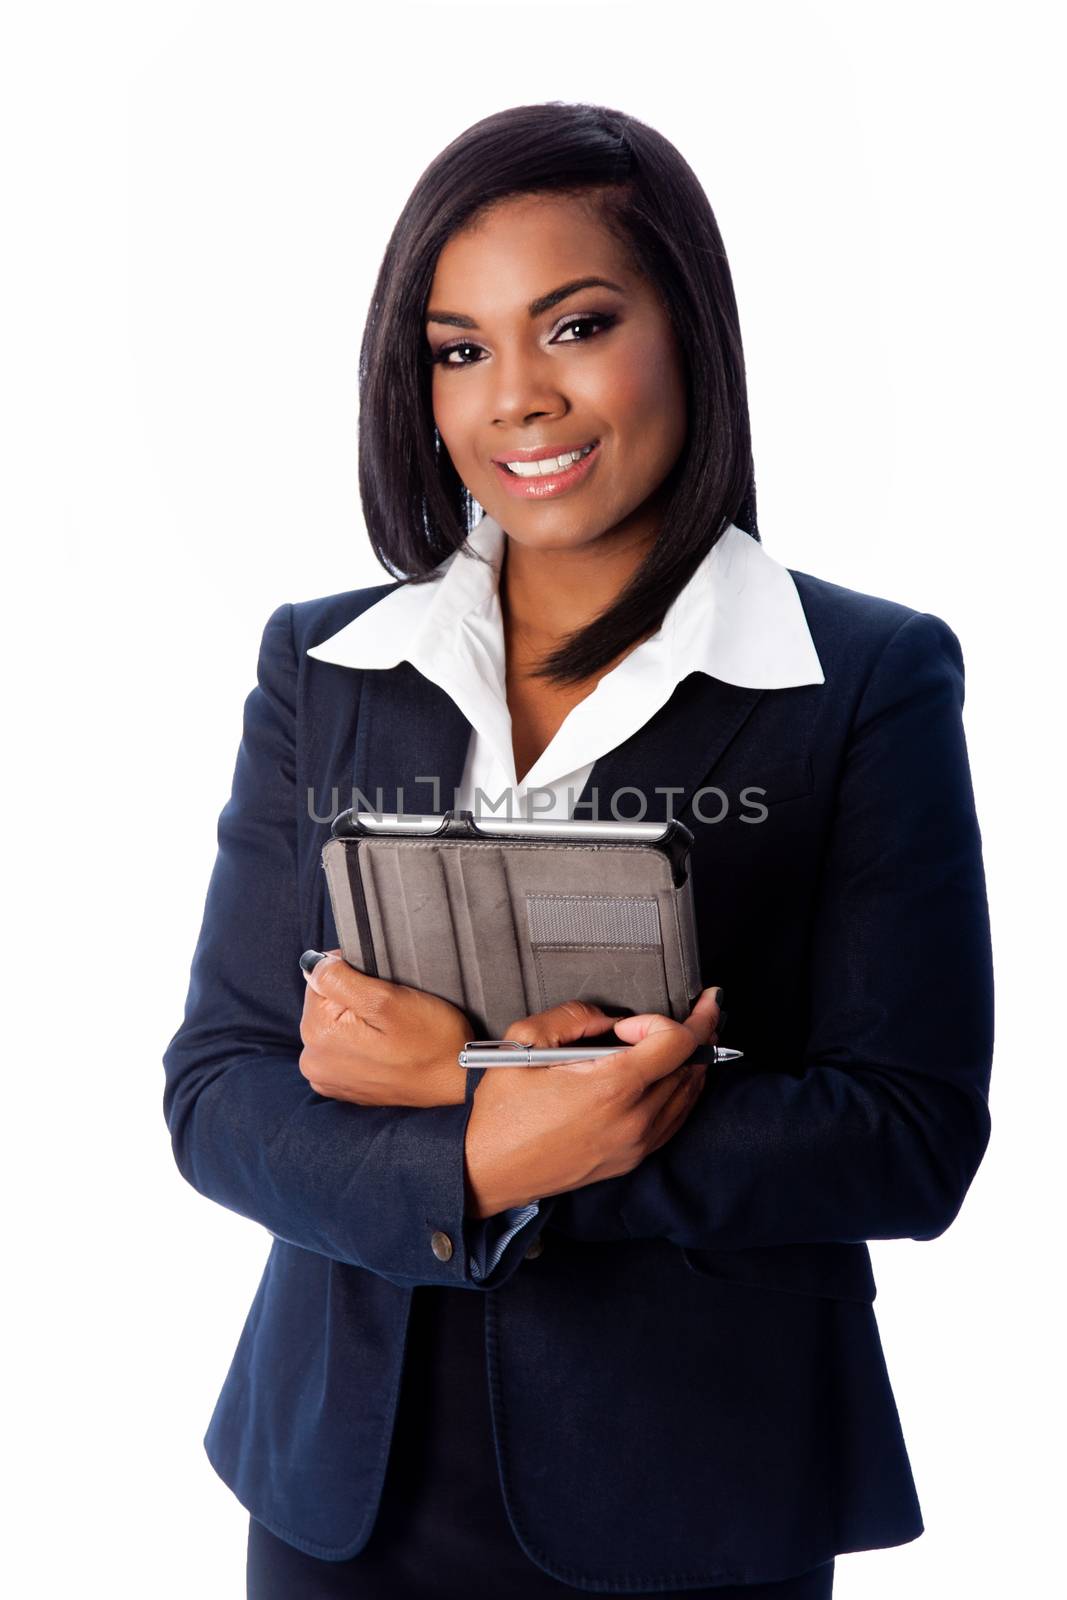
<box><xmin>575</xmin><ymin>673</ymin><xmax>765</xmax><ymax>825</ymax></box>
<box><xmin>353</xmin><ymin>661</ymin><xmax>473</xmax><ymax>817</ymax></box>
<box><xmin>353</xmin><ymin>661</ymin><xmax>765</xmax><ymax>828</ymax></box>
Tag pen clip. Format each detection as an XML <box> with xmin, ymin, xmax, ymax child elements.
<box><xmin>461</xmin><ymin>1039</ymin><xmax>534</xmax><ymax>1052</ymax></box>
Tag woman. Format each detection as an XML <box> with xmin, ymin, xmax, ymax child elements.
<box><xmin>162</xmin><ymin>103</ymin><xmax>994</xmax><ymax>1598</ymax></box>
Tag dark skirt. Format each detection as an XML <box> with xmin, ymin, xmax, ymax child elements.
<box><xmin>246</xmin><ymin>1282</ymin><xmax>835</xmax><ymax>1599</ymax></box>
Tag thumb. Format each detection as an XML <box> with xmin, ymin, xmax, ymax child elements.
<box><xmin>301</xmin><ymin>949</ymin><xmax>347</xmax><ymax>999</ymax></box>
<box><xmin>684</xmin><ymin>986</ymin><xmax>723</xmax><ymax>1044</ymax></box>
<box><xmin>612</xmin><ymin>1012</ymin><xmax>681</xmax><ymax>1044</ymax></box>
<box><xmin>613</xmin><ymin>987</ymin><xmax>721</xmax><ymax>1048</ymax></box>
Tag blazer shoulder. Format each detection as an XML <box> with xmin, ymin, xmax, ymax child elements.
<box><xmin>287</xmin><ymin>579</ymin><xmax>407</xmax><ymax>654</ymax></box>
<box><xmin>788</xmin><ymin>566</ymin><xmax>963</xmax><ymax>683</ymax></box>
<box><xmin>789</xmin><ymin>566</ymin><xmax>918</xmax><ymax>636</ymax></box>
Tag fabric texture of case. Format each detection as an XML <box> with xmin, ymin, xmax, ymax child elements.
<box><xmin>321</xmin><ymin>830</ymin><xmax>702</xmax><ymax>1039</ymax></box>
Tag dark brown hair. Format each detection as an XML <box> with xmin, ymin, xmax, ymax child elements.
<box><xmin>357</xmin><ymin>100</ymin><xmax>759</xmax><ymax>687</ymax></box>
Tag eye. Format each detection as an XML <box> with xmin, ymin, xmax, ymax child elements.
<box><xmin>431</xmin><ymin>340</ymin><xmax>487</xmax><ymax>369</ymax></box>
<box><xmin>552</xmin><ymin>313</ymin><xmax>616</xmax><ymax>343</ymax></box>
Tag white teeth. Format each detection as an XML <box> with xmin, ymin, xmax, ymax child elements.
<box><xmin>504</xmin><ymin>442</ymin><xmax>595</xmax><ymax>478</ymax></box>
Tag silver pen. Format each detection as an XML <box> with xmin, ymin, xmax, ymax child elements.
<box><xmin>458</xmin><ymin>1040</ymin><xmax>744</xmax><ymax>1068</ymax></box>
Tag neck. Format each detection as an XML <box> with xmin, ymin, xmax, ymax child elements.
<box><xmin>499</xmin><ymin>518</ymin><xmax>657</xmax><ymax>666</ymax></box>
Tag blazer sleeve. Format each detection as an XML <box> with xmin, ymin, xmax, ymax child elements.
<box><xmin>161</xmin><ymin>603</ymin><xmax>544</xmax><ymax>1291</ymax></box>
<box><xmin>546</xmin><ymin>610</ymin><xmax>995</xmax><ymax>1250</ymax></box>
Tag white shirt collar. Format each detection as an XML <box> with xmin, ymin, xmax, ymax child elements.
<box><xmin>307</xmin><ymin>513</ymin><xmax>824</xmax><ymax>792</ymax></box>
<box><xmin>308</xmin><ymin>512</ymin><xmax>822</xmax><ymax>683</ymax></box>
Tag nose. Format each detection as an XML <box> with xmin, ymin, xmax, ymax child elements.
<box><xmin>488</xmin><ymin>345</ymin><xmax>569</xmax><ymax>429</ymax></box>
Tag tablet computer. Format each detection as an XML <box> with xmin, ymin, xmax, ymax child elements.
<box><xmin>321</xmin><ymin>809</ymin><xmax>702</xmax><ymax>1040</ymax></box>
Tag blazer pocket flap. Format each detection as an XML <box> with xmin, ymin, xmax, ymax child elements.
<box><xmin>680</xmin><ymin>1241</ymin><xmax>876</xmax><ymax>1304</ymax></box>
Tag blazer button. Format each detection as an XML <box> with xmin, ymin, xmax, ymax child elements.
<box><xmin>430</xmin><ymin>1230</ymin><xmax>453</xmax><ymax>1262</ymax></box>
<box><xmin>524</xmin><ymin>1237</ymin><xmax>544</xmax><ymax>1260</ymax></box>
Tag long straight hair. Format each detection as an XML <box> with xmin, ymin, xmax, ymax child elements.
<box><xmin>358</xmin><ymin>101</ymin><xmax>759</xmax><ymax>687</ymax></box>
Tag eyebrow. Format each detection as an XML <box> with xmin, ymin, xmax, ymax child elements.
<box><xmin>425</xmin><ymin>276</ymin><xmax>626</xmax><ymax>330</ymax></box>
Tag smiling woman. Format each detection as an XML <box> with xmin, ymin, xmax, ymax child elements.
<box><xmin>420</xmin><ymin>188</ymin><xmax>697</xmax><ymax>782</ymax></box>
<box><xmin>162</xmin><ymin>99</ymin><xmax>993</xmax><ymax>1600</ymax></box>
<box><xmin>425</xmin><ymin>205</ymin><xmax>687</xmax><ymax>542</ymax></box>
<box><xmin>356</xmin><ymin>105</ymin><xmax>758</xmax><ymax>696</ymax></box>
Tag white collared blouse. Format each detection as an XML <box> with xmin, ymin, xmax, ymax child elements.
<box><xmin>308</xmin><ymin>513</ymin><xmax>824</xmax><ymax>821</ymax></box>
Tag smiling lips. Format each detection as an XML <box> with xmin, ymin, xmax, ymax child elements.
<box><xmin>492</xmin><ymin>438</ymin><xmax>601</xmax><ymax>498</ymax></box>
<box><xmin>498</xmin><ymin>441</ymin><xmax>597</xmax><ymax>477</ymax></box>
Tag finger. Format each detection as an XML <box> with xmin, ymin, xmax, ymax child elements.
<box><xmin>641</xmin><ymin>1062</ymin><xmax>707</xmax><ymax>1153</ymax></box>
<box><xmin>683</xmin><ymin>986</ymin><xmax>723</xmax><ymax>1042</ymax></box>
<box><xmin>303</xmin><ymin>953</ymin><xmax>380</xmax><ymax>1013</ymax></box>
<box><xmin>615</xmin><ymin>985</ymin><xmax>721</xmax><ymax>1053</ymax></box>
<box><xmin>300</xmin><ymin>955</ymin><xmax>351</xmax><ymax>1026</ymax></box>
<box><xmin>300</xmin><ymin>947</ymin><xmax>343</xmax><ymax>972</ymax></box>
<box><xmin>614</xmin><ymin>985</ymin><xmax>720</xmax><ymax>1038</ymax></box>
<box><xmin>502</xmin><ymin>1000</ymin><xmax>621</xmax><ymax>1048</ymax></box>
<box><xmin>303</xmin><ymin>957</ymin><xmax>395</xmax><ymax>1039</ymax></box>
<box><xmin>608</xmin><ymin>1013</ymin><xmax>707</xmax><ymax>1091</ymax></box>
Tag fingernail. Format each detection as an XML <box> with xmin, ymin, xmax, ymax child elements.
<box><xmin>715</xmin><ymin>988</ymin><xmax>724</xmax><ymax>1006</ymax></box>
<box><xmin>300</xmin><ymin>949</ymin><xmax>327</xmax><ymax>975</ymax></box>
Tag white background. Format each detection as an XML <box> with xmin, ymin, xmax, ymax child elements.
<box><xmin>4</xmin><ymin>2</ymin><xmax>1063</xmax><ymax>1594</ymax></box>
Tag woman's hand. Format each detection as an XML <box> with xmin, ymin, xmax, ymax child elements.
<box><xmin>463</xmin><ymin>986</ymin><xmax>724</xmax><ymax>1218</ymax></box>
<box><xmin>298</xmin><ymin>950</ymin><xmax>471</xmax><ymax>1107</ymax></box>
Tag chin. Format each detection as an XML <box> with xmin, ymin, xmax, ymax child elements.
<box><xmin>494</xmin><ymin>517</ymin><xmax>601</xmax><ymax>550</ymax></box>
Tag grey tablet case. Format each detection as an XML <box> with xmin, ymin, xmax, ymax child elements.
<box><xmin>321</xmin><ymin>809</ymin><xmax>703</xmax><ymax>1040</ymax></box>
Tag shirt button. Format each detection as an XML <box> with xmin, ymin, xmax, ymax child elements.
<box><xmin>430</xmin><ymin>1230</ymin><xmax>453</xmax><ymax>1262</ymax></box>
<box><xmin>524</xmin><ymin>1237</ymin><xmax>544</xmax><ymax>1260</ymax></box>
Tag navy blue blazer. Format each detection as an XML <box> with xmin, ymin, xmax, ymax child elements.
<box><xmin>162</xmin><ymin>565</ymin><xmax>994</xmax><ymax>1587</ymax></box>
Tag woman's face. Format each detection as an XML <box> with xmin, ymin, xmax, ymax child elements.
<box><xmin>425</xmin><ymin>191</ymin><xmax>688</xmax><ymax>557</ymax></box>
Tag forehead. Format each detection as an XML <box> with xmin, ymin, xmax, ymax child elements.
<box><xmin>427</xmin><ymin>193</ymin><xmax>638</xmax><ymax>312</ymax></box>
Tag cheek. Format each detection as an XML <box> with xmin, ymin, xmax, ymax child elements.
<box><xmin>601</xmin><ymin>333</ymin><xmax>685</xmax><ymax>450</ymax></box>
<box><xmin>430</xmin><ymin>377</ymin><xmax>479</xmax><ymax>463</ymax></box>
